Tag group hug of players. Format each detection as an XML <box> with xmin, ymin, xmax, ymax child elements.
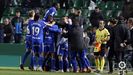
<box><xmin>19</xmin><ymin>3</ymin><xmax>110</xmax><ymax>73</ymax></box>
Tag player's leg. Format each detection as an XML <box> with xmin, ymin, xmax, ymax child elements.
<box><xmin>58</xmin><ymin>55</ymin><xmax>63</xmax><ymax>72</ymax></box>
<box><xmin>38</xmin><ymin>43</ymin><xmax>44</xmax><ymax>71</ymax></box>
<box><xmin>64</xmin><ymin>50</ymin><xmax>69</xmax><ymax>72</ymax></box>
<box><xmin>20</xmin><ymin>41</ymin><xmax>31</xmax><ymax>70</ymax></box>
<box><xmin>100</xmin><ymin>44</ymin><xmax>106</xmax><ymax>72</ymax></box>
<box><xmin>83</xmin><ymin>49</ymin><xmax>92</xmax><ymax>72</ymax></box>
<box><xmin>100</xmin><ymin>56</ymin><xmax>105</xmax><ymax>72</ymax></box>
<box><xmin>94</xmin><ymin>52</ymin><xmax>100</xmax><ymax>72</ymax></box>
<box><xmin>49</xmin><ymin>44</ymin><xmax>56</xmax><ymax>71</ymax></box>
<box><xmin>57</xmin><ymin>45</ymin><xmax>64</xmax><ymax>72</ymax></box>
<box><xmin>21</xmin><ymin>49</ymin><xmax>31</xmax><ymax>65</ymax></box>
<box><xmin>42</xmin><ymin>44</ymin><xmax>51</xmax><ymax>71</ymax></box>
<box><xmin>29</xmin><ymin>52</ymin><xmax>33</xmax><ymax>70</ymax></box>
<box><xmin>107</xmin><ymin>46</ymin><xmax>114</xmax><ymax>73</ymax></box>
<box><xmin>78</xmin><ymin>50</ymin><xmax>86</xmax><ymax>72</ymax></box>
<box><xmin>70</xmin><ymin>50</ymin><xmax>78</xmax><ymax>72</ymax></box>
<box><xmin>32</xmin><ymin>44</ymin><xmax>39</xmax><ymax>71</ymax></box>
<box><xmin>20</xmin><ymin>49</ymin><xmax>31</xmax><ymax>70</ymax></box>
<box><xmin>79</xmin><ymin>50</ymin><xmax>91</xmax><ymax>72</ymax></box>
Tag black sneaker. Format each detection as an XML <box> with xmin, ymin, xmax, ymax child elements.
<box><xmin>108</xmin><ymin>71</ymin><xmax>113</xmax><ymax>74</ymax></box>
<box><xmin>28</xmin><ymin>66</ymin><xmax>33</xmax><ymax>71</ymax></box>
<box><xmin>20</xmin><ymin>64</ymin><xmax>24</xmax><ymax>70</ymax></box>
<box><xmin>94</xmin><ymin>70</ymin><xmax>100</xmax><ymax>73</ymax></box>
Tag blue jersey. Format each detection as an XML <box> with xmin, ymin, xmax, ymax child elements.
<box><xmin>43</xmin><ymin>7</ymin><xmax>57</xmax><ymax>21</ymax></box>
<box><xmin>26</xmin><ymin>19</ymin><xmax>33</xmax><ymax>41</ymax></box>
<box><xmin>57</xmin><ymin>37</ymin><xmax>68</xmax><ymax>56</ymax></box>
<box><xmin>15</xmin><ymin>22</ymin><xmax>22</xmax><ymax>34</ymax></box>
<box><xmin>44</xmin><ymin>24</ymin><xmax>61</xmax><ymax>44</ymax></box>
<box><xmin>31</xmin><ymin>20</ymin><xmax>45</xmax><ymax>43</ymax></box>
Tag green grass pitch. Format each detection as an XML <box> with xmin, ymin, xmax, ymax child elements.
<box><xmin>0</xmin><ymin>67</ymin><xmax>133</xmax><ymax>75</ymax></box>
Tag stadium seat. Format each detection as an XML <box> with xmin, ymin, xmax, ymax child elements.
<box><xmin>55</xmin><ymin>9</ymin><xmax>66</xmax><ymax>18</ymax></box>
<box><xmin>105</xmin><ymin>1</ymin><xmax>115</xmax><ymax>10</ymax></box>
<box><xmin>73</xmin><ymin>0</ymin><xmax>84</xmax><ymax>8</ymax></box>
<box><xmin>82</xmin><ymin>8</ymin><xmax>91</xmax><ymax>17</ymax></box>
<box><xmin>112</xmin><ymin>10</ymin><xmax>122</xmax><ymax>18</ymax></box>
<box><xmin>97</xmin><ymin>1</ymin><xmax>106</xmax><ymax>11</ymax></box>
<box><xmin>106</xmin><ymin>10</ymin><xmax>113</xmax><ymax>18</ymax></box>
<box><xmin>115</xmin><ymin>1</ymin><xmax>124</xmax><ymax>10</ymax></box>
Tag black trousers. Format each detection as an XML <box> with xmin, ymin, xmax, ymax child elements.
<box><xmin>14</xmin><ymin>34</ymin><xmax>22</xmax><ymax>43</ymax></box>
<box><xmin>107</xmin><ymin>46</ymin><xmax>125</xmax><ymax>72</ymax></box>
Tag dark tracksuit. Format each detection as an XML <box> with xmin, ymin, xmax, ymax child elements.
<box><xmin>3</xmin><ymin>24</ymin><xmax>14</xmax><ymax>43</ymax></box>
<box><xmin>125</xmin><ymin>28</ymin><xmax>133</xmax><ymax>68</ymax></box>
<box><xmin>65</xmin><ymin>24</ymin><xmax>86</xmax><ymax>72</ymax></box>
<box><xmin>107</xmin><ymin>23</ymin><xmax>130</xmax><ymax>72</ymax></box>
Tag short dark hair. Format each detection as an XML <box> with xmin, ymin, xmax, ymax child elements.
<box><xmin>16</xmin><ymin>10</ymin><xmax>20</xmax><ymax>13</ymax></box>
<box><xmin>109</xmin><ymin>18</ymin><xmax>118</xmax><ymax>24</ymax></box>
<box><xmin>95</xmin><ymin>7</ymin><xmax>99</xmax><ymax>9</ymax></box>
<box><xmin>34</xmin><ymin>13</ymin><xmax>40</xmax><ymax>21</ymax></box>
<box><xmin>52</xmin><ymin>2</ymin><xmax>59</xmax><ymax>7</ymax></box>
<box><xmin>72</xmin><ymin>16</ymin><xmax>80</xmax><ymax>25</ymax></box>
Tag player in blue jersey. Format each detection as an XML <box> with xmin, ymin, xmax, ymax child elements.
<box><xmin>42</xmin><ymin>3</ymin><xmax>60</xmax><ymax>29</ymax></box>
<box><xmin>57</xmin><ymin>36</ymin><xmax>69</xmax><ymax>72</ymax></box>
<box><xmin>20</xmin><ymin>10</ymin><xmax>35</xmax><ymax>70</ymax></box>
<box><xmin>31</xmin><ymin>13</ymin><xmax>45</xmax><ymax>71</ymax></box>
<box><xmin>43</xmin><ymin>3</ymin><xmax>60</xmax><ymax>22</ymax></box>
<box><xmin>79</xmin><ymin>32</ymin><xmax>92</xmax><ymax>72</ymax></box>
<box><xmin>43</xmin><ymin>15</ymin><xmax>61</xmax><ymax>71</ymax></box>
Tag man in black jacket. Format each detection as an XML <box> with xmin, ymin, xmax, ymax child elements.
<box><xmin>64</xmin><ymin>16</ymin><xmax>91</xmax><ymax>72</ymax></box>
<box><xmin>125</xmin><ymin>18</ymin><xmax>133</xmax><ymax>68</ymax></box>
<box><xmin>107</xmin><ymin>18</ymin><xmax>130</xmax><ymax>74</ymax></box>
<box><xmin>90</xmin><ymin>7</ymin><xmax>104</xmax><ymax>28</ymax></box>
<box><xmin>3</xmin><ymin>18</ymin><xmax>14</xmax><ymax>43</ymax></box>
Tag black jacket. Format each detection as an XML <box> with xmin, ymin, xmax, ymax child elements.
<box><xmin>3</xmin><ymin>24</ymin><xmax>14</xmax><ymax>43</ymax></box>
<box><xmin>90</xmin><ymin>11</ymin><xmax>104</xmax><ymax>28</ymax></box>
<box><xmin>65</xmin><ymin>25</ymin><xmax>84</xmax><ymax>51</ymax></box>
<box><xmin>113</xmin><ymin>23</ymin><xmax>130</xmax><ymax>51</ymax></box>
<box><xmin>126</xmin><ymin>28</ymin><xmax>133</xmax><ymax>47</ymax></box>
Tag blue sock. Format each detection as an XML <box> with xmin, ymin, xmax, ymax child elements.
<box><xmin>51</xmin><ymin>58</ymin><xmax>55</xmax><ymax>70</ymax></box>
<box><xmin>64</xmin><ymin>59</ymin><xmax>69</xmax><ymax>70</ymax></box>
<box><xmin>85</xmin><ymin>57</ymin><xmax>91</xmax><ymax>67</ymax></box>
<box><xmin>81</xmin><ymin>56</ymin><xmax>87</xmax><ymax>69</ymax></box>
<box><xmin>21</xmin><ymin>50</ymin><xmax>31</xmax><ymax>65</ymax></box>
<box><xmin>30</xmin><ymin>54</ymin><xmax>33</xmax><ymax>67</ymax></box>
<box><xmin>32</xmin><ymin>56</ymin><xmax>37</xmax><ymax>67</ymax></box>
<box><xmin>71</xmin><ymin>58</ymin><xmax>78</xmax><ymax>72</ymax></box>
<box><xmin>78</xmin><ymin>59</ymin><xmax>83</xmax><ymax>70</ymax></box>
<box><xmin>39</xmin><ymin>56</ymin><xmax>44</xmax><ymax>67</ymax></box>
<box><xmin>59</xmin><ymin>60</ymin><xmax>63</xmax><ymax>70</ymax></box>
<box><xmin>70</xmin><ymin>51</ymin><xmax>77</xmax><ymax>72</ymax></box>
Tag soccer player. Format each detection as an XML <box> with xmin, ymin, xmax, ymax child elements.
<box><xmin>43</xmin><ymin>3</ymin><xmax>60</xmax><ymax>22</ymax></box>
<box><xmin>93</xmin><ymin>20</ymin><xmax>110</xmax><ymax>73</ymax></box>
<box><xmin>20</xmin><ymin>10</ymin><xmax>35</xmax><ymax>70</ymax></box>
<box><xmin>80</xmin><ymin>32</ymin><xmax>92</xmax><ymax>72</ymax></box>
<box><xmin>43</xmin><ymin>15</ymin><xmax>61</xmax><ymax>71</ymax></box>
<box><xmin>31</xmin><ymin>13</ymin><xmax>45</xmax><ymax>71</ymax></box>
<box><xmin>57</xmin><ymin>36</ymin><xmax>69</xmax><ymax>72</ymax></box>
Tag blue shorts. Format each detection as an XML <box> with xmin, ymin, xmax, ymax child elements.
<box><xmin>44</xmin><ymin>43</ymin><xmax>55</xmax><ymax>53</ymax></box>
<box><xmin>26</xmin><ymin>40</ymin><xmax>32</xmax><ymax>50</ymax></box>
<box><xmin>32</xmin><ymin>42</ymin><xmax>43</xmax><ymax>54</ymax></box>
<box><xmin>25</xmin><ymin>36</ymin><xmax>32</xmax><ymax>49</ymax></box>
<box><xmin>57</xmin><ymin>46</ymin><xmax>68</xmax><ymax>57</ymax></box>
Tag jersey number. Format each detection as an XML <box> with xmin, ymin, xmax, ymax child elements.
<box><xmin>32</xmin><ymin>26</ymin><xmax>40</xmax><ymax>36</ymax></box>
<box><xmin>27</xmin><ymin>26</ymin><xmax>30</xmax><ymax>34</ymax></box>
